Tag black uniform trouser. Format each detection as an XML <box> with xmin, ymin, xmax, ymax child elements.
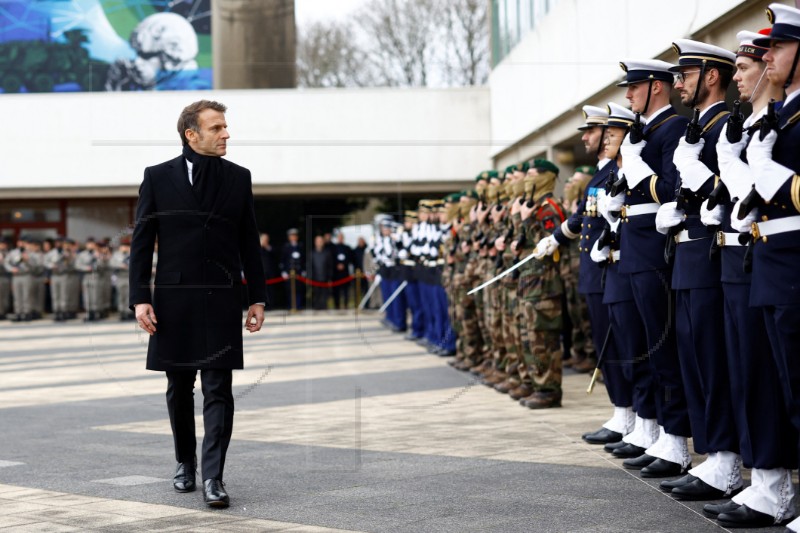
<box><xmin>166</xmin><ymin>369</ymin><xmax>233</xmax><ymax>480</ymax></box>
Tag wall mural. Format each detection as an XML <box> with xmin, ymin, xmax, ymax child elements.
<box><xmin>0</xmin><ymin>0</ymin><xmax>211</xmax><ymax>93</ymax></box>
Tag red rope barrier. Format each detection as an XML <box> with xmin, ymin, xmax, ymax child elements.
<box><xmin>295</xmin><ymin>275</ymin><xmax>355</xmax><ymax>288</ymax></box>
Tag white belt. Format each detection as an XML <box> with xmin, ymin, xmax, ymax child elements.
<box><xmin>401</xmin><ymin>260</ymin><xmax>416</xmax><ymax>267</ymax></box>
<box><xmin>609</xmin><ymin>250</ymin><xmax>621</xmax><ymax>263</ymax></box>
<box><xmin>675</xmin><ymin>229</ymin><xmax>710</xmax><ymax>244</ymax></box>
<box><xmin>622</xmin><ymin>203</ymin><xmax>660</xmax><ymax>217</ymax></box>
<box><xmin>752</xmin><ymin>216</ymin><xmax>800</xmax><ymax>240</ymax></box>
<box><xmin>715</xmin><ymin>232</ymin><xmax>743</xmax><ymax>247</ymax></box>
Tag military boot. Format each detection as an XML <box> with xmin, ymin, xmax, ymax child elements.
<box><xmin>520</xmin><ymin>390</ymin><xmax>562</xmax><ymax>409</ymax></box>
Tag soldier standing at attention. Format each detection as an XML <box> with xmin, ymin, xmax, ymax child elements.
<box><xmin>599</xmin><ymin>60</ymin><xmax>691</xmax><ymax>477</ymax></box>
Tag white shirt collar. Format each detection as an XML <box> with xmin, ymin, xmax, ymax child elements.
<box><xmin>785</xmin><ymin>87</ymin><xmax>800</xmax><ymax>106</ymax></box>
<box><xmin>644</xmin><ymin>104</ymin><xmax>672</xmax><ymax>124</ymax></box>
<box><xmin>185</xmin><ymin>158</ymin><xmax>193</xmax><ymax>185</ymax></box>
<box><xmin>699</xmin><ymin>101</ymin><xmax>726</xmax><ymax>120</ymax></box>
<box><xmin>597</xmin><ymin>158</ymin><xmax>611</xmax><ymax>170</ymax></box>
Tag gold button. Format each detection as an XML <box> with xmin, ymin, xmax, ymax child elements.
<box><xmin>783</xmin><ymin>205</ymin><xmax>787</xmax><ymax>209</ymax></box>
<box><xmin>762</xmin><ymin>236</ymin><xmax>768</xmax><ymax>243</ymax></box>
<box><xmin>762</xmin><ymin>215</ymin><xmax>768</xmax><ymax>222</ymax></box>
<box><xmin>765</xmin><ymin>200</ymin><xmax>770</xmax><ymax>205</ymax></box>
<box><xmin>627</xmin><ymin>191</ymin><xmax>632</xmax><ymax>196</ymax></box>
<box><xmin>588</xmin><ymin>224</ymin><xmax>592</xmax><ymax>228</ymax></box>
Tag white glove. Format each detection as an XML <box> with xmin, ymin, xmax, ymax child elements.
<box><xmin>398</xmin><ymin>249</ymin><xmax>409</xmax><ymax>260</ymax></box>
<box><xmin>716</xmin><ymin>123</ymin><xmax>749</xmax><ymax>169</ymax></box>
<box><xmin>620</xmin><ymin>133</ymin><xmax>647</xmax><ymax>159</ymax></box>
<box><xmin>719</xmin><ymin>157</ymin><xmax>755</xmax><ymax>200</ymax></box>
<box><xmin>673</xmin><ymin>137</ymin><xmax>713</xmax><ymax>191</ymax></box>
<box><xmin>731</xmin><ymin>198</ymin><xmax>757</xmax><ymax>233</ymax></box>
<box><xmin>620</xmin><ymin>157</ymin><xmax>657</xmax><ymax>189</ymax></box>
<box><xmin>655</xmin><ymin>201</ymin><xmax>685</xmax><ymax>235</ymax></box>
<box><xmin>533</xmin><ymin>235</ymin><xmax>559</xmax><ymax>259</ymax></box>
<box><xmin>699</xmin><ymin>199</ymin><xmax>724</xmax><ymax>226</ymax></box>
<box><xmin>747</xmin><ymin>130</ymin><xmax>794</xmax><ymax>201</ymax></box>
<box><xmin>597</xmin><ymin>190</ymin><xmax>622</xmax><ymax>224</ymax></box>
<box><xmin>590</xmin><ymin>239</ymin><xmax>610</xmax><ymax>263</ymax></box>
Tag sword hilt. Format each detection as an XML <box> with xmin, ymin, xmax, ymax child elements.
<box><xmin>587</xmin><ymin>368</ymin><xmax>600</xmax><ymax>394</ymax></box>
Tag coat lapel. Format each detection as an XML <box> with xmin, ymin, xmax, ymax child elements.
<box><xmin>166</xmin><ymin>156</ymin><xmax>201</xmax><ymax>210</ymax></box>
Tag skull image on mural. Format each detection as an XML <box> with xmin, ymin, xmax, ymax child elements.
<box><xmin>106</xmin><ymin>12</ymin><xmax>199</xmax><ymax>91</ymax></box>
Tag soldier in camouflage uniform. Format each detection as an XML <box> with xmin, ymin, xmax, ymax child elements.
<box><xmin>44</xmin><ymin>237</ymin><xmax>77</xmax><ymax>321</ymax></box>
<box><xmin>560</xmin><ymin>168</ymin><xmax>597</xmax><ymax>373</ymax></box>
<box><xmin>493</xmin><ymin>164</ymin><xmax>531</xmax><ymax>394</ymax></box>
<box><xmin>450</xmin><ymin>190</ymin><xmax>485</xmax><ymax>370</ymax></box>
<box><xmin>514</xmin><ymin>159</ymin><xmax>566</xmax><ymax>409</ymax></box>
<box><xmin>481</xmin><ymin>175</ymin><xmax>511</xmax><ymax>386</ymax></box>
<box><xmin>0</xmin><ymin>239</ymin><xmax>10</xmax><ymax>319</ymax></box>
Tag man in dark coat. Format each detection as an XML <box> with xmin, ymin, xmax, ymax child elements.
<box><xmin>331</xmin><ymin>231</ymin><xmax>354</xmax><ymax>309</ymax></box>
<box><xmin>279</xmin><ymin>228</ymin><xmax>305</xmax><ymax>310</ymax></box>
<box><xmin>129</xmin><ymin>100</ymin><xmax>266</xmax><ymax>509</ymax></box>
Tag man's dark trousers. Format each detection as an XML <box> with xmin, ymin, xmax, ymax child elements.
<box><xmin>167</xmin><ymin>369</ymin><xmax>234</xmax><ymax>480</ymax></box>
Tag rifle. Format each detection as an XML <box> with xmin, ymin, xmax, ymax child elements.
<box><xmin>606</xmin><ymin>170</ymin><xmax>625</xmax><ymax>218</ymax></box>
<box><xmin>685</xmin><ymin>108</ymin><xmax>703</xmax><ymax>144</ymax></box>
<box><xmin>629</xmin><ymin>112</ymin><xmax>645</xmax><ymax>144</ymax></box>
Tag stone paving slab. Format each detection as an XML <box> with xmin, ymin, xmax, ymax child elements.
<box><xmin>0</xmin><ymin>312</ymin><xmax>789</xmax><ymax>532</ymax></box>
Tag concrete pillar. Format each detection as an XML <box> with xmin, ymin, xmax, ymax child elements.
<box><xmin>213</xmin><ymin>0</ymin><xmax>296</xmax><ymax>89</ymax></box>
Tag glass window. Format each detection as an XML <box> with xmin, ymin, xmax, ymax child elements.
<box><xmin>0</xmin><ymin>204</ymin><xmax>60</xmax><ymax>223</ymax></box>
<box><xmin>492</xmin><ymin>0</ymin><xmax>559</xmax><ymax>67</ymax></box>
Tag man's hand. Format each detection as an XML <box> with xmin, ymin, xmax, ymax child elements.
<box><xmin>135</xmin><ymin>303</ymin><xmax>157</xmax><ymax>335</ymax></box>
<box><xmin>245</xmin><ymin>304</ymin><xmax>264</xmax><ymax>333</ymax></box>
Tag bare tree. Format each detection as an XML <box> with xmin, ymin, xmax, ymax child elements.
<box><xmin>355</xmin><ymin>0</ymin><xmax>443</xmax><ymax>87</ymax></box>
<box><xmin>296</xmin><ymin>0</ymin><xmax>489</xmax><ymax>88</ymax></box>
<box><xmin>297</xmin><ymin>20</ymin><xmax>375</xmax><ymax>88</ymax></box>
<box><xmin>441</xmin><ymin>0</ymin><xmax>490</xmax><ymax>86</ymax></box>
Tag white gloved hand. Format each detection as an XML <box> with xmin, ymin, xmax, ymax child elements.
<box><xmin>747</xmin><ymin>130</ymin><xmax>794</xmax><ymax>201</ymax></box>
<box><xmin>674</xmin><ymin>137</ymin><xmax>713</xmax><ymax>191</ymax></box>
<box><xmin>655</xmin><ymin>201</ymin><xmax>685</xmax><ymax>235</ymax></box>
<box><xmin>590</xmin><ymin>239</ymin><xmax>610</xmax><ymax>263</ymax></box>
<box><xmin>620</xmin><ymin>133</ymin><xmax>647</xmax><ymax>159</ymax></box>
<box><xmin>533</xmin><ymin>235</ymin><xmax>559</xmax><ymax>259</ymax></box>
<box><xmin>599</xmin><ymin>190</ymin><xmax>625</xmax><ymax>225</ymax></box>
<box><xmin>719</xmin><ymin>157</ymin><xmax>755</xmax><ymax>200</ymax></box>
<box><xmin>620</xmin><ymin>158</ymin><xmax>657</xmax><ymax>189</ymax></box>
<box><xmin>730</xmin><ymin>198</ymin><xmax>757</xmax><ymax>233</ymax></box>
<box><xmin>397</xmin><ymin>249</ymin><xmax>409</xmax><ymax>260</ymax></box>
<box><xmin>716</xmin><ymin>123</ymin><xmax>749</xmax><ymax>168</ymax></box>
<box><xmin>699</xmin><ymin>199</ymin><xmax>724</xmax><ymax>226</ymax></box>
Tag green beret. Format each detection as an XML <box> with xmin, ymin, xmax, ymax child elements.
<box><xmin>533</xmin><ymin>158</ymin><xmax>559</xmax><ymax>175</ymax></box>
<box><xmin>575</xmin><ymin>165</ymin><xmax>597</xmax><ymax>176</ymax></box>
<box><xmin>519</xmin><ymin>161</ymin><xmax>530</xmax><ymax>173</ymax></box>
<box><xmin>444</xmin><ymin>193</ymin><xmax>462</xmax><ymax>203</ymax></box>
<box><xmin>475</xmin><ymin>170</ymin><xmax>499</xmax><ymax>182</ymax></box>
<box><xmin>504</xmin><ymin>164</ymin><xmax>519</xmax><ymax>175</ymax></box>
<box><xmin>462</xmin><ymin>190</ymin><xmax>479</xmax><ymax>200</ymax></box>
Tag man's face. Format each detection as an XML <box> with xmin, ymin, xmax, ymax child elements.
<box><xmin>260</xmin><ymin>234</ymin><xmax>269</xmax><ymax>247</ymax></box>
<box><xmin>581</xmin><ymin>126</ymin><xmax>603</xmax><ymax>155</ymax></box>
<box><xmin>337</xmin><ymin>233</ymin><xmax>345</xmax><ymax>244</ymax></box>
<box><xmin>625</xmin><ymin>81</ymin><xmax>650</xmax><ymax>113</ymax></box>
<box><xmin>764</xmin><ymin>40</ymin><xmax>800</xmax><ymax>87</ymax></box>
<box><xmin>733</xmin><ymin>57</ymin><xmax>765</xmax><ymax>102</ymax></box>
<box><xmin>187</xmin><ymin>109</ymin><xmax>229</xmax><ymax>157</ymax></box>
<box><xmin>673</xmin><ymin>67</ymin><xmax>709</xmax><ymax>107</ymax></box>
<box><xmin>288</xmin><ymin>234</ymin><xmax>298</xmax><ymax>244</ymax></box>
<box><xmin>314</xmin><ymin>236</ymin><xmax>324</xmax><ymax>249</ymax></box>
<box><xmin>604</xmin><ymin>126</ymin><xmax>626</xmax><ymax>159</ymax></box>
<box><xmin>418</xmin><ymin>211</ymin><xmax>429</xmax><ymax>222</ymax></box>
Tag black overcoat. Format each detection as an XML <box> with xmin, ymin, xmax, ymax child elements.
<box><xmin>129</xmin><ymin>155</ymin><xmax>266</xmax><ymax>371</ymax></box>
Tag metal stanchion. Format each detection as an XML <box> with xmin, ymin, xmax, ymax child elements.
<box><xmin>290</xmin><ymin>269</ymin><xmax>297</xmax><ymax>313</ymax></box>
<box><xmin>355</xmin><ymin>269</ymin><xmax>362</xmax><ymax>311</ymax></box>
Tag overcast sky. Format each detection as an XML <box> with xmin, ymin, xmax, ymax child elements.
<box><xmin>295</xmin><ymin>0</ymin><xmax>367</xmax><ymax>26</ymax></box>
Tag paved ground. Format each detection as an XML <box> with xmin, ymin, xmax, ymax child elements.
<box><xmin>0</xmin><ymin>311</ymin><xmax>788</xmax><ymax>532</ymax></box>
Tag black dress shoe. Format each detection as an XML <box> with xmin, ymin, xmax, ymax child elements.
<box><xmin>622</xmin><ymin>454</ymin><xmax>656</xmax><ymax>470</ymax></box>
<box><xmin>203</xmin><ymin>479</ymin><xmax>230</xmax><ymax>508</ymax></box>
<box><xmin>582</xmin><ymin>427</ymin><xmax>623</xmax><ymax>445</ymax></box>
<box><xmin>640</xmin><ymin>458</ymin><xmax>688</xmax><ymax>478</ymax></box>
<box><xmin>604</xmin><ymin>440</ymin><xmax>628</xmax><ymax>453</ymax></box>
<box><xmin>702</xmin><ymin>500</ymin><xmax>741</xmax><ymax>518</ymax></box>
<box><xmin>672</xmin><ymin>477</ymin><xmax>738</xmax><ymax>501</ymax></box>
<box><xmin>717</xmin><ymin>504</ymin><xmax>779</xmax><ymax>528</ymax></box>
<box><xmin>173</xmin><ymin>462</ymin><xmax>196</xmax><ymax>493</ymax></box>
<box><xmin>612</xmin><ymin>443</ymin><xmax>646</xmax><ymax>458</ymax></box>
<box><xmin>659</xmin><ymin>474</ymin><xmax>697</xmax><ymax>492</ymax></box>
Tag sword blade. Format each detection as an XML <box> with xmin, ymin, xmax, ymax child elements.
<box><xmin>358</xmin><ymin>274</ymin><xmax>382</xmax><ymax>310</ymax></box>
<box><xmin>378</xmin><ymin>280</ymin><xmax>408</xmax><ymax>312</ymax></box>
<box><xmin>467</xmin><ymin>252</ymin><xmax>538</xmax><ymax>295</ymax></box>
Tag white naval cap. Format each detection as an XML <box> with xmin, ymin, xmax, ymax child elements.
<box><xmin>754</xmin><ymin>3</ymin><xmax>800</xmax><ymax>46</ymax></box>
<box><xmin>605</xmin><ymin>102</ymin><xmax>636</xmax><ymax>128</ymax></box>
<box><xmin>669</xmin><ymin>39</ymin><xmax>736</xmax><ymax>72</ymax></box>
<box><xmin>736</xmin><ymin>30</ymin><xmax>771</xmax><ymax>60</ymax></box>
<box><xmin>617</xmin><ymin>59</ymin><xmax>675</xmax><ymax>87</ymax></box>
<box><xmin>577</xmin><ymin>105</ymin><xmax>609</xmax><ymax>131</ymax></box>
